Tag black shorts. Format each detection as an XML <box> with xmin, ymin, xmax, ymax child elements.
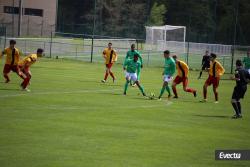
<box><xmin>202</xmin><ymin>64</ymin><xmax>210</xmax><ymax>70</ymax></box>
<box><xmin>232</xmin><ymin>85</ymin><xmax>247</xmax><ymax>100</ymax></box>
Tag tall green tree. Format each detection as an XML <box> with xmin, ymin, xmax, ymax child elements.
<box><xmin>147</xmin><ymin>2</ymin><xmax>167</xmax><ymax>26</ymax></box>
<box><xmin>56</xmin><ymin>0</ymin><xmax>250</xmax><ymax>44</ymax></box>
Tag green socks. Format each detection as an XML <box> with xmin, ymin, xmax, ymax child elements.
<box><xmin>124</xmin><ymin>81</ymin><xmax>129</xmax><ymax>93</ymax></box>
<box><xmin>137</xmin><ymin>70</ymin><xmax>141</xmax><ymax>81</ymax></box>
<box><xmin>138</xmin><ymin>85</ymin><xmax>145</xmax><ymax>95</ymax></box>
<box><xmin>159</xmin><ymin>87</ymin><xmax>165</xmax><ymax>98</ymax></box>
<box><xmin>166</xmin><ymin>85</ymin><xmax>171</xmax><ymax>96</ymax></box>
<box><xmin>159</xmin><ymin>85</ymin><xmax>171</xmax><ymax>98</ymax></box>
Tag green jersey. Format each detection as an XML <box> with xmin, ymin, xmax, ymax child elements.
<box><xmin>243</xmin><ymin>57</ymin><xmax>250</xmax><ymax>69</ymax></box>
<box><xmin>125</xmin><ymin>50</ymin><xmax>143</xmax><ymax>65</ymax></box>
<box><xmin>123</xmin><ymin>59</ymin><xmax>141</xmax><ymax>73</ymax></box>
<box><xmin>164</xmin><ymin>57</ymin><xmax>176</xmax><ymax>76</ymax></box>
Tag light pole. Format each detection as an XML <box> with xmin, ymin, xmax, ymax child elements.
<box><xmin>12</xmin><ymin>0</ymin><xmax>15</xmax><ymax>36</ymax></box>
<box><xmin>17</xmin><ymin>0</ymin><xmax>23</xmax><ymax>37</ymax></box>
<box><xmin>90</xmin><ymin>0</ymin><xmax>97</xmax><ymax>63</ymax></box>
<box><xmin>231</xmin><ymin>0</ymin><xmax>239</xmax><ymax>74</ymax></box>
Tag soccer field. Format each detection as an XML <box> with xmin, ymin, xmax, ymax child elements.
<box><xmin>0</xmin><ymin>58</ymin><xmax>250</xmax><ymax>167</ymax></box>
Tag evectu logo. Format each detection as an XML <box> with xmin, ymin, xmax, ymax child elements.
<box><xmin>215</xmin><ymin>150</ymin><xmax>250</xmax><ymax>160</ymax></box>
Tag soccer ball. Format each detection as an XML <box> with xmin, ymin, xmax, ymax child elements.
<box><xmin>149</xmin><ymin>92</ymin><xmax>155</xmax><ymax>100</ymax></box>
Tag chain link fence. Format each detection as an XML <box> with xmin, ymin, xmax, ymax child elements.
<box><xmin>0</xmin><ymin>30</ymin><xmax>249</xmax><ymax>73</ymax></box>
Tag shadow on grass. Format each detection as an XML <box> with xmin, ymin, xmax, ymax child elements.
<box><xmin>99</xmin><ymin>83</ymin><xmax>122</xmax><ymax>87</ymax></box>
<box><xmin>0</xmin><ymin>81</ymin><xmax>18</xmax><ymax>85</ymax></box>
<box><xmin>193</xmin><ymin>114</ymin><xmax>230</xmax><ymax>119</ymax></box>
<box><xmin>77</xmin><ymin>80</ymin><xmax>102</xmax><ymax>84</ymax></box>
<box><xmin>101</xmin><ymin>92</ymin><xmax>123</xmax><ymax>96</ymax></box>
<box><xmin>170</xmin><ymin>98</ymin><xmax>203</xmax><ymax>104</ymax></box>
<box><xmin>0</xmin><ymin>88</ymin><xmax>21</xmax><ymax>91</ymax></box>
<box><xmin>77</xmin><ymin>79</ymin><xmax>123</xmax><ymax>86</ymax></box>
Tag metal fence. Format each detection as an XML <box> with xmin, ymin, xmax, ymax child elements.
<box><xmin>0</xmin><ymin>31</ymin><xmax>249</xmax><ymax>73</ymax></box>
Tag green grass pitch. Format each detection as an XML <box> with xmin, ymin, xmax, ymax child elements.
<box><xmin>0</xmin><ymin>58</ymin><xmax>250</xmax><ymax>167</ymax></box>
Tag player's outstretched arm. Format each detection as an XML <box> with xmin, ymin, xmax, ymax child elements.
<box><xmin>114</xmin><ymin>51</ymin><xmax>118</xmax><ymax>62</ymax></box>
<box><xmin>102</xmin><ymin>50</ymin><xmax>107</xmax><ymax>59</ymax></box>
<box><xmin>204</xmin><ymin>67</ymin><xmax>209</xmax><ymax>72</ymax></box>
<box><xmin>125</xmin><ymin>51</ymin><xmax>129</xmax><ymax>59</ymax></box>
<box><xmin>169</xmin><ymin>61</ymin><xmax>176</xmax><ymax>76</ymax></box>
<box><xmin>218</xmin><ymin>62</ymin><xmax>225</xmax><ymax>75</ymax></box>
<box><xmin>1</xmin><ymin>49</ymin><xmax>6</xmax><ymax>58</ymax></box>
<box><xmin>138</xmin><ymin>52</ymin><xmax>143</xmax><ymax>67</ymax></box>
<box><xmin>246</xmin><ymin>72</ymin><xmax>250</xmax><ymax>83</ymax></box>
<box><xmin>123</xmin><ymin>60</ymin><xmax>128</xmax><ymax>71</ymax></box>
<box><xmin>230</xmin><ymin>75</ymin><xmax>240</xmax><ymax>81</ymax></box>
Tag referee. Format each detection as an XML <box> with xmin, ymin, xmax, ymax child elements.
<box><xmin>231</xmin><ymin>59</ymin><xmax>250</xmax><ymax>119</ymax></box>
<box><xmin>198</xmin><ymin>50</ymin><xmax>210</xmax><ymax>79</ymax></box>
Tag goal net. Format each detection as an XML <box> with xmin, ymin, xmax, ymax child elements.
<box><xmin>145</xmin><ymin>25</ymin><xmax>186</xmax><ymax>54</ymax></box>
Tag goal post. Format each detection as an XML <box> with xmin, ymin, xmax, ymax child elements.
<box><xmin>145</xmin><ymin>25</ymin><xmax>186</xmax><ymax>54</ymax></box>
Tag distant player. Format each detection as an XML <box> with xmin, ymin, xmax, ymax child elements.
<box><xmin>101</xmin><ymin>42</ymin><xmax>117</xmax><ymax>83</ymax></box>
<box><xmin>242</xmin><ymin>50</ymin><xmax>250</xmax><ymax>74</ymax></box>
<box><xmin>158</xmin><ymin>50</ymin><xmax>176</xmax><ymax>99</ymax></box>
<box><xmin>231</xmin><ymin>60</ymin><xmax>250</xmax><ymax>119</ymax></box>
<box><xmin>172</xmin><ymin>55</ymin><xmax>197</xmax><ymax>98</ymax></box>
<box><xmin>200</xmin><ymin>53</ymin><xmax>225</xmax><ymax>103</ymax></box>
<box><xmin>123</xmin><ymin>54</ymin><xmax>146</xmax><ymax>96</ymax></box>
<box><xmin>125</xmin><ymin>44</ymin><xmax>143</xmax><ymax>86</ymax></box>
<box><xmin>1</xmin><ymin>40</ymin><xmax>26</xmax><ymax>83</ymax></box>
<box><xmin>18</xmin><ymin>48</ymin><xmax>44</xmax><ymax>91</ymax></box>
<box><xmin>198</xmin><ymin>50</ymin><xmax>210</xmax><ymax>79</ymax></box>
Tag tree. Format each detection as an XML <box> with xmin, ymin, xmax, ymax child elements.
<box><xmin>57</xmin><ymin>0</ymin><xmax>250</xmax><ymax>44</ymax></box>
<box><xmin>147</xmin><ymin>2</ymin><xmax>167</xmax><ymax>26</ymax></box>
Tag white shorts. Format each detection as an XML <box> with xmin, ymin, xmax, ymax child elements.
<box><xmin>248</xmin><ymin>69</ymin><xmax>250</xmax><ymax>74</ymax></box>
<box><xmin>125</xmin><ymin>72</ymin><xmax>138</xmax><ymax>81</ymax></box>
<box><xmin>163</xmin><ymin>75</ymin><xmax>173</xmax><ymax>82</ymax></box>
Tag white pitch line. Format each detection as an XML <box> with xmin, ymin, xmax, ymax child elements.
<box><xmin>0</xmin><ymin>88</ymin><xmax>122</xmax><ymax>98</ymax></box>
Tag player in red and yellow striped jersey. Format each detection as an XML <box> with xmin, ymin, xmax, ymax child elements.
<box><xmin>201</xmin><ymin>53</ymin><xmax>225</xmax><ymax>103</ymax></box>
<box><xmin>172</xmin><ymin>55</ymin><xmax>197</xmax><ymax>98</ymax></box>
<box><xmin>18</xmin><ymin>48</ymin><xmax>44</xmax><ymax>91</ymax></box>
<box><xmin>1</xmin><ymin>40</ymin><xmax>25</xmax><ymax>83</ymax></box>
<box><xmin>101</xmin><ymin>42</ymin><xmax>118</xmax><ymax>83</ymax></box>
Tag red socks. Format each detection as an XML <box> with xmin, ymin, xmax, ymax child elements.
<box><xmin>109</xmin><ymin>71</ymin><xmax>115</xmax><ymax>80</ymax></box>
<box><xmin>203</xmin><ymin>87</ymin><xmax>207</xmax><ymax>99</ymax></box>
<box><xmin>4</xmin><ymin>74</ymin><xmax>10</xmax><ymax>83</ymax></box>
<box><xmin>21</xmin><ymin>77</ymin><xmax>30</xmax><ymax>89</ymax></box>
<box><xmin>104</xmin><ymin>72</ymin><xmax>109</xmax><ymax>80</ymax></box>
<box><xmin>104</xmin><ymin>72</ymin><xmax>115</xmax><ymax>80</ymax></box>
<box><xmin>215</xmin><ymin>92</ymin><xmax>218</xmax><ymax>101</ymax></box>
<box><xmin>173</xmin><ymin>86</ymin><xmax>178</xmax><ymax>97</ymax></box>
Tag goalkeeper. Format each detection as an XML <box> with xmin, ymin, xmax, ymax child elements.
<box><xmin>124</xmin><ymin>44</ymin><xmax>143</xmax><ymax>86</ymax></box>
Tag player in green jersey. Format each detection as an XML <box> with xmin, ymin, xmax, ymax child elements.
<box><xmin>158</xmin><ymin>50</ymin><xmax>176</xmax><ymax>99</ymax></box>
<box><xmin>123</xmin><ymin>54</ymin><xmax>146</xmax><ymax>96</ymax></box>
<box><xmin>243</xmin><ymin>50</ymin><xmax>250</xmax><ymax>74</ymax></box>
<box><xmin>125</xmin><ymin>44</ymin><xmax>143</xmax><ymax>86</ymax></box>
